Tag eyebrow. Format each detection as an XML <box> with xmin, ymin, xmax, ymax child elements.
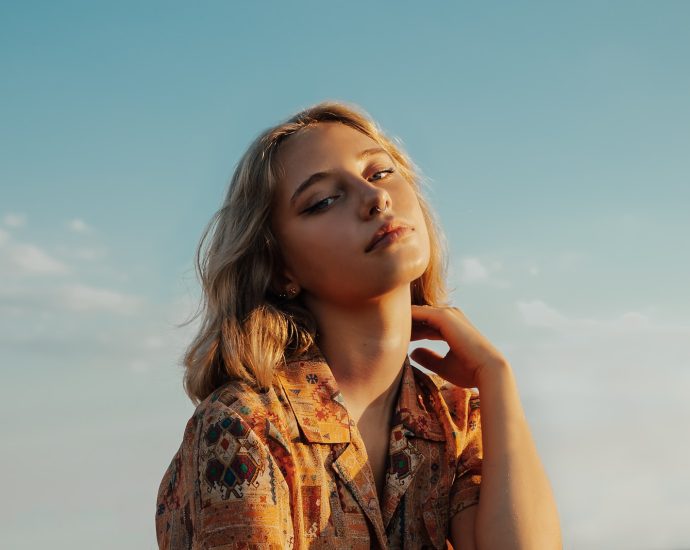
<box><xmin>289</xmin><ymin>147</ymin><xmax>392</xmax><ymax>207</ymax></box>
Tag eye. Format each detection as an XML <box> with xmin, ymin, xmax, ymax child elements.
<box><xmin>303</xmin><ymin>195</ymin><xmax>340</xmax><ymax>215</ymax></box>
<box><xmin>369</xmin><ymin>168</ymin><xmax>395</xmax><ymax>182</ymax></box>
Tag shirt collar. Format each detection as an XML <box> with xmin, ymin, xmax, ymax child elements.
<box><xmin>276</xmin><ymin>346</ymin><xmax>351</xmax><ymax>443</ymax></box>
<box><xmin>276</xmin><ymin>345</ymin><xmax>446</xmax><ymax>444</ymax></box>
<box><xmin>393</xmin><ymin>354</ymin><xmax>446</xmax><ymax>441</ymax></box>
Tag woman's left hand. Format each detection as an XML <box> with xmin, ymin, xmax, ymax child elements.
<box><xmin>410</xmin><ymin>304</ymin><xmax>509</xmax><ymax>388</ymax></box>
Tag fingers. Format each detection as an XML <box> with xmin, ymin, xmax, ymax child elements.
<box><xmin>410</xmin><ymin>304</ymin><xmax>439</xmax><ymax>322</ymax></box>
<box><xmin>410</xmin><ymin>307</ymin><xmax>445</xmax><ymax>335</ymax></box>
<box><xmin>410</xmin><ymin>319</ymin><xmax>444</xmax><ymax>342</ymax></box>
<box><xmin>411</xmin><ymin>304</ymin><xmax>464</xmax><ymax>325</ymax></box>
<box><xmin>409</xmin><ymin>347</ymin><xmax>446</xmax><ymax>372</ymax></box>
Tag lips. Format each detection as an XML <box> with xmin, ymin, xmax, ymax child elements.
<box><xmin>365</xmin><ymin>221</ymin><xmax>411</xmax><ymax>253</ymax></box>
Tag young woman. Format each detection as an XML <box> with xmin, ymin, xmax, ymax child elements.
<box><xmin>155</xmin><ymin>101</ymin><xmax>562</xmax><ymax>549</ymax></box>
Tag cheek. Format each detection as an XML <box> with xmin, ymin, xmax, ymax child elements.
<box><xmin>400</xmin><ymin>190</ymin><xmax>429</xmax><ymax>237</ymax></box>
<box><xmin>279</xmin><ymin>223</ymin><xmax>351</xmax><ymax>276</ymax></box>
<box><xmin>406</xmin><ymin>197</ymin><xmax>432</xmax><ymax>259</ymax></box>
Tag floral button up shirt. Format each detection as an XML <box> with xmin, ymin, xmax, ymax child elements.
<box><xmin>156</xmin><ymin>347</ymin><xmax>482</xmax><ymax>549</ymax></box>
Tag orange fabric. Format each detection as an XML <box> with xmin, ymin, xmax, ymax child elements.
<box><xmin>156</xmin><ymin>347</ymin><xmax>482</xmax><ymax>549</ymax></box>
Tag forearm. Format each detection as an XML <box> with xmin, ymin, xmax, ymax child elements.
<box><xmin>473</xmin><ymin>361</ymin><xmax>562</xmax><ymax>549</ymax></box>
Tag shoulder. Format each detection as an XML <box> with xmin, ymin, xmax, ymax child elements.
<box><xmin>197</xmin><ymin>378</ymin><xmax>280</xmax><ymax>436</ymax></box>
<box><xmin>156</xmin><ymin>380</ymin><xmax>296</xmax><ymax>548</ymax></box>
<box><xmin>162</xmin><ymin>378</ymin><xmax>280</xmax><ymax>465</ymax></box>
<box><xmin>194</xmin><ymin>381</ymin><xmax>291</xmax><ymax>504</ymax></box>
<box><xmin>157</xmin><ymin>379</ymin><xmax>289</xmax><ymax>507</ymax></box>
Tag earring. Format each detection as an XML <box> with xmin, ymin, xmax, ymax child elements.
<box><xmin>279</xmin><ymin>286</ymin><xmax>298</xmax><ymax>299</ymax></box>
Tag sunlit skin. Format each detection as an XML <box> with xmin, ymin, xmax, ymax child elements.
<box><xmin>270</xmin><ymin>122</ymin><xmax>562</xmax><ymax>548</ymax></box>
<box><xmin>270</xmin><ymin>120</ymin><xmax>431</xmax><ymax>421</ymax></box>
<box><xmin>271</xmin><ymin>121</ymin><xmax>430</xmax><ymax>307</ymax></box>
<box><xmin>271</xmin><ymin>121</ymin><xmax>430</xmax><ymax>504</ymax></box>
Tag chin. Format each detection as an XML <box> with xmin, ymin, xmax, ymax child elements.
<box><xmin>366</xmin><ymin>268</ymin><xmax>428</xmax><ymax>299</ymax></box>
<box><xmin>403</xmin><ymin>247</ymin><xmax>431</xmax><ymax>279</ymax></box>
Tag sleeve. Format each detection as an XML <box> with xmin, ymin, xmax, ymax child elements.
<box><xmin>156</xmin><ymin>414</ymin><xmax>197</xmax><ymax>549</ymax></box>
<box><xmin>446</xmin><ymin>388</ymin><xmax>483</xmax><ymax>517</ymax></box>
<box><xmin>155</xmin><ymin>405</ymin><xmax>294</xmax><ymax>549</ymax></box>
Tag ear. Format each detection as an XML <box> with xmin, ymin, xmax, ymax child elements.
<box><xmin>270</xmin><ymin>266</ymin><xmax>300</xmax><ymax>295</ymax></box>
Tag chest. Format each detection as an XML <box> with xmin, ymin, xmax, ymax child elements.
<box><xmin>357</xmin><ymin>422</ymin><xmax>391</xmax><ymax>500</ymax></box>
<box><xmin>281</xmin><ymin>431</ymin><xmax>453</xmax><ymax>550</ymax></box>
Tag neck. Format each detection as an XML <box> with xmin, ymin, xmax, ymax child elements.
<box><xmin>304</xmin><ymin>285</ymin><xmax>412</xmax><ymax>422</ymax></box>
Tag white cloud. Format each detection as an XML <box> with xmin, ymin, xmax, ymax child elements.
<box><xmin>129</xmin><ymin>359</ymin><xmax>152</xmax><ymax>373</ymax></box>
<box><xmin>0</xmin><ymin>227</ymin><xmax>70</xmax><ymax>276</ymax></box>
<box><xmin>556</xmin><ymin>250</ymin><xmax>587</xmax><ymax>270</ymax></box>
<box><xmin>458</xmin><ymin>257</ymin><xmax>489</xmax><ymax>282</ymax></box>
<box><xmin>67</xmin><ymin>218</ymin><xmax>90</xmax><ymax>233</ymax></box>
<box><xmin>456</xmin><ymin>256</ymin><xmax>510</xmax><ymax>288</ymax></box>
<box><xmin>516</xmin><ymin>299</ymin><xmax>571</xmax><ymax>328</ymax></box>
<box><xmin>0</xmin><ymin>218</ymin><xmax>202</xmax><ymax>549</ymax></box>
<box><xmin>56</xmin><ymin>283</ymin><xmax>142</xmax><ymax>314</ymax></box>
<box><xmin>508</xmin><ymin>299</ymin><xmax>690</xmax><ymax>549</ymax></box>
<box><xmin>6</xmin><ymin>243</ymin><xmax>69</xmax><ymax>275</ymax></box>
<box><xmin>144</xmin><ymin>336</ymin><xmax>165</xmax><ymax>350</ymax></box>
<box><xmin>3</xmin><ymin>212</ymin><xmax>26</xmax><ymax>228</ymax></box>
<box><xmin>516</xmin><ymin>299</ymin><xmax>669</xmax><ymax>334</ymax></box>
<box><xmin>53</xmin><ymin>245</ymin><xmax>108</xmax><ymax>261</ymax></box>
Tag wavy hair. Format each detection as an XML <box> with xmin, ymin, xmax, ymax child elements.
<box><xmin>181</xmin><ymin>100</ymin><xmax>450</xmax><ymax>404</ymax></box>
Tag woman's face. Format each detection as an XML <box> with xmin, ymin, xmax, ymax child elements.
<box><xmin>271</xmin><ymin>122</ymin><xmax>430</xmax><ymax>306</ymax></box>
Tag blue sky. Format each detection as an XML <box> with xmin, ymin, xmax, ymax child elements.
<box><xmin>2</xmin><ymin>2</ymin><xmax>689</xmax><ymax>548</ymax></box>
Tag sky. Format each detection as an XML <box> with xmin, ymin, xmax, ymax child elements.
<box><xmin>1</xmin><ymin>1</ymin><xmax>689</xmax><ymax>548</ymax></box>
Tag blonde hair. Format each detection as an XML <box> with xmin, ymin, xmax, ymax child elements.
<box><xmin>182</xmin><ymin>100</ymin><xmax>450</xmax><ymax>404</ymax></box>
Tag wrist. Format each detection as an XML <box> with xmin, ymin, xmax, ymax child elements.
<box><xmin>474</xmin><ymin>358</ymin><xmax>512</xmax><ymax>388</ymax></box>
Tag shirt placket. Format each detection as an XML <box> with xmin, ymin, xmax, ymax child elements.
<box><xmin>331</xmin><ymin>423</ymin><xmax>389</xmax><ymax>549</ymax></box>
<box><xmin>380</xmin><ymin>423</ymin><xmax>425</xmax><ymax>530</ymax></box>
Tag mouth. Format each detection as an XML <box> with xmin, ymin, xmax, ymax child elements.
<box><xmin>365</xmin><ymin>221</ymin><xmax>412</xmax><ymax>253</ymax></box>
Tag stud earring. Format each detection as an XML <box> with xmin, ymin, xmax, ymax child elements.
<box><xmin>279</xmin><ymin>286</ymin><xmax>298</xmax><ymax>299</ymax></box>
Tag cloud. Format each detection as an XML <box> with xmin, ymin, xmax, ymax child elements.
<box><xmin>0</xmin><ymin>228</ymin><xmax>70</xmax><ymax>276</ymax></box>
<box><xmin>508</xmin><ymin>299</ymin><xmax>690</xmax><ymax>549</ymax></box>
<box><xmin>458</xmin><ymin>257</ymin><xmax>489</xmax><ymax>282</ymax></box>
<box><xmin>455</xmin><ymin>256</ymin><xmax>511</xmax><ymax>288</ymax></box>
<box><xmin>0</xmin><ymin>195</ymin><xmax>195</xmax><ymax>550</ymax></box>
<box><xmin>516</xmin><ymin>299</ymin><xmax>675</xmax><ymax>335</ymax></box>
<box><xmin>516</xmin><ymin>299</ymin><xmax>570</xmax><ymax>328</ymax></box>
<box><xmin>556</xmin><ymin>250</ymin><xmax>587</xmax><ymax>270</ymax></box>
<box><xmin>56</xmin><ymin>283</ymin><xmax>142</xmax><ymax>314</ymax></box>
<box><xmin>53</xmin><ymin>245</ymin><xmax>108</xmax><ymax>261</ymax></box>
<box><xmin>3</xmin><ymin>212</ymin><xmax>27</xmax><ymax>228</ymax></box>
<box><xmin>3</xmin><ymin>242</ymin><xmax>70</xmax><ymax>275</ymax></box>
<box><xmin>67</xmin><ymin>218</ymin><xmax>90</xmax><ymax>233</ymax></box>
<box><xmin>0</xmin><ymin>283</ymin><xmax>143</xmax><ymax>318</ymax></box>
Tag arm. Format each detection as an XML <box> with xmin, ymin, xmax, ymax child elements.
<box><xmin>156</xmin><ymin>408</ymin><xmax>293</xmax><ymax>549</ymax></box>
<box><xmin>450</xmin><ymin>505</ymin><xmax>478</xmax><ymax>550</ymax></box>
<box><xmin>456</xmin><ymin>361</ymin><xmax>562</xmax><ymax>549</ymax></box>
<box><xmin>443</xmin><ymin>386</ymin><xmax>482</xmax><ymax>550</ymax></box>
<box><xmin>410</xmin><ymin>305</ymin><xmax>562</xmax><ymax>549</ymax></box>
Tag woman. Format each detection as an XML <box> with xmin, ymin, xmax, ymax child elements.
<box><xmin>155</xmin><ymin>101</ymin><xmax>562</xmax><ymax>549</ymax></box>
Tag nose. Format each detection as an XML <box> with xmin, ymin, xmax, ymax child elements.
<box><xmin>360</xmin><ymin>182</ymin><xmax>392</xmax><ymax>219</ymax></box>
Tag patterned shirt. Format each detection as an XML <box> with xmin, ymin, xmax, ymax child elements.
<box><xmin>155</xmin><ymin>347</ymin><xmax>482</xmax><ymax>549</ymax></box>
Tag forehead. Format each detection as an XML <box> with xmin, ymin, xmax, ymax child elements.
<box><xmin>275</xmin><ymin>122</ymin><xmax>382</xmax><ymax>189</ymax></box>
